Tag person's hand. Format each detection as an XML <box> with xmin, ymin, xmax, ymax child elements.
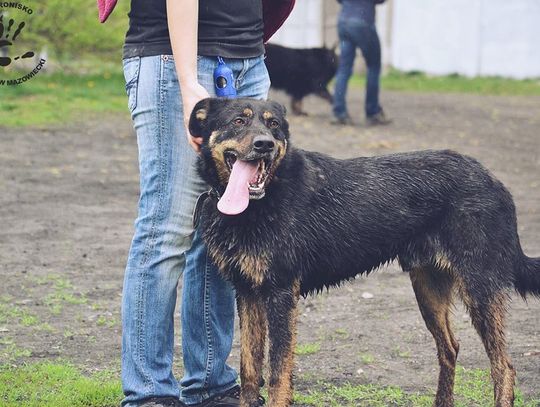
<box><xmin>182</xmin><ymin>81</ymin><xmax>210</xmax><ymax>153</ymax></box>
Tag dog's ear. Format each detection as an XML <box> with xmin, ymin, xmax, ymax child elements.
<box><xmin>189</xmin><ymin>98</ymin><xmax>227</xmax><ymax>138</ymax></box>
<box><xmin>267</xmin><ymin>100</ymin><xmax>287</xmax><ymax>119</ymax></box>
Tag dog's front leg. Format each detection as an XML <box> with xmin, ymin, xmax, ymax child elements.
<box><xmin>317</xmin><ymin>88</ymin><xmax>333</xmax><ymax>103</ymax></box>
<box><xmin>267</xmin><ymin>281</ymin><xmax>300</xmax><ymax>407</ymax></box>
<box><xmin>237</xmin><ymin>293</ymin><xmax>267</xmax><ymax>407</ymax></box>
<box><xmin>291</xmin><ymin>98</ymin><xmax>307</xmax><ymax>116</ymax></box>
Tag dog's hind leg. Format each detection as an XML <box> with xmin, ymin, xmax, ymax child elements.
<box><xmin>410</xmin><ymin>267</ymin><xmax>459</xmax><ymax>407</ymax></box>
<box><xmin>461</xmin><ymin>289</ymin><xmax>516</xmax><ymax>407</ymax></box>
<box><xmin>266</xmin><ymin>281</ymin><xmax>301</xmax><ymax>407</ymax></box>
<box><xmin>237</xmin><ymin>294</ymin><xmax>267</xmax><ymax>407</ymax></box>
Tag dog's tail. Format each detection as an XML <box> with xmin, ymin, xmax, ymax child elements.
<box><xmin>515</xmin><ymin>256</ymin><xmax>540</xmax><ymax>298</ymax></box>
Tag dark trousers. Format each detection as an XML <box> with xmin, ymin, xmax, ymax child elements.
<box><xmin>333</xmin><ymin>19</ymin><xmax>382</xmax><ymax>118</ymax></box>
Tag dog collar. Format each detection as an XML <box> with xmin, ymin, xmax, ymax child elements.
<box><xmin>192</xmin><ymin>189</ymin><xmax>221</xmax><ymax>228</ymax></box>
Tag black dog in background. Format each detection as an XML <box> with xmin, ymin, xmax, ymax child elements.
<box><xmin>265</xmin><ymin>43</ymin><xmax>337</xmax><ymax>115</ymax></box>
<box><xmin>189</xmin><ymin>97</ymin><xmax>540</xmax><ymax>407</ymax></box>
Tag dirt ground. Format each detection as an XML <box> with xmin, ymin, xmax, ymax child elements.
<box><xmin>1</xmin><ymin>89</ymin><xmax>539</xmax><ymax>401</ymax></box>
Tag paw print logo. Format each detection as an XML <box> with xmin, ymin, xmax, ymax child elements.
<box><xmin>0</xmin><ymin>14</ymin><xmax>35</xmax><ymax>67</ymax></box>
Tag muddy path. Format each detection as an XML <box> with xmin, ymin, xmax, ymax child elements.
<box><xmin>1</xmin><ymin>89</ymin><xmax>539</xmax><ymax>400</ymax></box>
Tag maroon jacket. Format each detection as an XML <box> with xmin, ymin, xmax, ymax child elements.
<box><xmin>97</xmin><ymin>0</ymin><xmax>295</xmax><ymax>43</ymax></box>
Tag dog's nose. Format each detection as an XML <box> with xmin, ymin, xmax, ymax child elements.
<box><xmin>253</xmin><ymin>135</ymin><xmax>275</xmax><ymax>153</ymax></box>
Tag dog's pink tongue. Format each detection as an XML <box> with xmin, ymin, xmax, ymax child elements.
<box><xmin>217</xmin><ymin>160</ymin><xmax>259</xmax><ymax>215</ymax></box>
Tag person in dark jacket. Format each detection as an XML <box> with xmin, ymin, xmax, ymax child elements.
<box><xmin>332</xmin><ymin>0</ymin><xmax>391</xmax><ymax>126</ymax></box>
<box><xmin>115</xmin><ymin>1</ymin><xmax>294</xmax><ymax>406</ymax></box>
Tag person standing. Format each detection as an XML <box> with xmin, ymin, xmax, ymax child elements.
<box><xmin>332</xmin><ymin>0</ymin><xmax>391</xmax><ymax>126</ymax></box>
<box><xmin>104</xmin><ymin>0</ymin><xmax>295</xmax><ymax>406</ymax></box>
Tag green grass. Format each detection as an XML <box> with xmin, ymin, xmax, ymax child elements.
<box><xmin>0</xmin><ymin>340</ymin><xmax>32</xmax><ymax>363</ymax></box>
<box><xmin>351</xmin><ymin>69</ymin><xmax>540</xmax><ymax>96</ymax></box>
<box><xmin>358</xmin><ymin>352</ymin><xmax>375</xmax><ymax>365</ymax></box>
<box><xmin>295</xmin><ymin>367</ymin><xmax>540</xmax><ymax>407</ymax></box>
<box><xmin>1</xmin><ymin>363</ymin><xmax>538</xmax><ymax>407</ymax></box>
<box><xmin>334</xmin><ymin>328</ymin><xmax>349</xmax><ymax>337</ymax></box>
<box><xmin>2</xmin><ymin>66</ymin><xmax>540</xmax><ymax>128</ymax></box>
<box><xmin>295</xmin><ymin>382</ymin><xmax>433</xmax><ymax>407</ymax></box>
<box><xmin>30</xmin><ymin>274</ymin><xmax>88</xmax><ymax>315</ymax></box>
<box><xmin>0</xmin><ymin>69</ymin><xmax>127</xmax><ymax>127</ymax></box>
<box><xmin>392</xmin><ymin>345</ymin><xmax>412</xmax><ymax>359</ymax></box>
<box><xmin>0</xmin><ymin>363</ymin><xmax>122</xmax><ymax>407</ymax></box>
<box><xmin>0</xmin><ymin>303</ymin><xmax>39</xmax><ymax>327</ymax></box>
<box><xmin>295</xmin><ymin>342</ymin><xmax>321</xmax><ymax>356</ymax></box>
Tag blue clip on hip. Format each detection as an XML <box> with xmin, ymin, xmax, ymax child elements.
<box><xmin>214</xmin><ymin>56</ymin><xmax>237</xmax><ymax>98</ymax></box>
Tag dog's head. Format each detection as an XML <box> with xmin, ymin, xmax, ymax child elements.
<box><xmin>189</xmin><ymin>97</ymin><xmax>290</xmax><ymax>215</ymax></box>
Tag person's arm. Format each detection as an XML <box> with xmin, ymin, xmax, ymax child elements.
<box><xmin>166</xmin><ymin>0</ymin><xmax>207</xmax><ymax>152</ymax></box>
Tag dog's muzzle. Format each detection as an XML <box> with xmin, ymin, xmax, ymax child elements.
<box><xmin>217</xmin><ymin>138</ymin><xmax>278</xmax><ymax>215</ymax></box>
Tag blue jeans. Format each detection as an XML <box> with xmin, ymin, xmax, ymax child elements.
<box><xmin>333</xmin><ymin>18</ymin><xmax>382</xmax><ymax>119</ymax></box>
<box><xmin>121</xmin><ymin>54</ymin><xmax>270</xmax><ymax>406</ymax></box>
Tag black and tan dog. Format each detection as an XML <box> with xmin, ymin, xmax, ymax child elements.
<box><xmin>188</xmin><ymin>97</ymin><xmax>540</xmax><ymax>407</ymax></box>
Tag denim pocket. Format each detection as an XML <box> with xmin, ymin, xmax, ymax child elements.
<box><xmin>123</xmin><ymin>56</ymin><xmax>141</xmax><ymax>113</ymax></box>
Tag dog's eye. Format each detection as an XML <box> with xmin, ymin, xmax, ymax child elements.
<box><xmin>268</xmin><ymin>119</ymin><xmax>280</xmax><ymax>129</ymax></box>
<box><xmin>233</xmin><ymin>117</ymin><xmax>246</xmax><ymax>125</ymax></box>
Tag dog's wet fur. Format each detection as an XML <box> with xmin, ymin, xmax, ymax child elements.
<box><xmin>264</xmin><ymin>43</ymin><xmax>337</xmax><ymax>116</ymax></box>
<box><xmin>189</xmin><ymin>97</ymin><xmax>540</xmax><ymax>407</ymax></box>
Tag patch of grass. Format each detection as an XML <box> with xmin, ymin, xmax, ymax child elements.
<box><xmin>32</xmin><ymin>274</ymin><xmax>63</xmax><ymax>286</ymax></box>
<box><xmin>0</xmin><ymin>338</ymin><xmax>32</xmax><ymax>362</ymax></box>
<box><xmin>20</xmin><ymin>313</ymin><xmax>39</xmax><ymax>327</ymax></box>
<box><xmin>294</xmin><ymin>382</ymin><xmax>431</xmax><ymax>407</ymax></box>
<box><xmin>3</xmin><ymin>345</ymin><xmax>33</xmax><ymax>361</ymax></box>
<box><xmin>0</xmin><ymin>362</ymin><xmax>122</xmax><ymax>407</ymax></box>
<box><xmin>453</xmin><ymin>367</ymin><xmax>536</xmax><ymax>407</ymax></box>
<box><xmin>44</xmin><ymin>291</ymin><xmax>87</xmax><ymax>315</ymax></box>
<box><xmin>334</xmin><ymin>328</ymin><xmax>349</xmax><ymax>338</ymax></box>
<box><xmin>54</xmin><ymin>278</ymin><xmax>74</xmax><ymax>290</ymax></box>
<box><xmin>36</xmin><ymin>275</ymin><xmax>87</xmax><ymax>315</ymax></box>
<box><xmin>96</xmin><ymin>315</ymin><xmax>117</xmax><ymax>328</ymax></box>
<box><xmin>391</xmin><ymin>345</ymin><xmax>411</xmax><ymax>359</ymax></box>
<box><xmin>294</xmin><ymin>367</ymin><xmax>540</xmax><ymax>407</ymax></box>
<box><xmin>63</xmin><ymin>329</ymin><xmax>74</xmax><ymax>339</ymax></box>
<box><xmin>0</xmin><ymin>363</ymin><xmax>538</xmax><ymax>407</ymax></box>
<box><xmin>358</xmin><ymin>352</ymin><xmax>375</xmax><ymax>365</ymax></box>
<box><xmin>91</xmin><ymin>302</ymin><xmax>106</xmax><ymax>311</ymax></box>
<box><xmin>36</xmin><ymin>323</ymin><xmax>55</xmax><ymax>333</ymax></box>
<box><xmin>295</xmin><ymin>342</ymin><xmax>321</xmax><ymax>356</ymax></box>
<box><xmin>0</xmin><ymin>69</ymin><xmax>127</xmax><ymax>127</ymax></box>
<box><xmin>350</xmin><ymin>69</ymin><xmax>540</xmax><ymax>96</ymax></box>
<box><xmin>96</xmin><ymin>316</ymin><xmax>107</xmax><ymax>327</ymax></box>
<box><xmin>0</xmin><ymin>303</ymin><xmax>39</xmax><ymax>327</ymax></box>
